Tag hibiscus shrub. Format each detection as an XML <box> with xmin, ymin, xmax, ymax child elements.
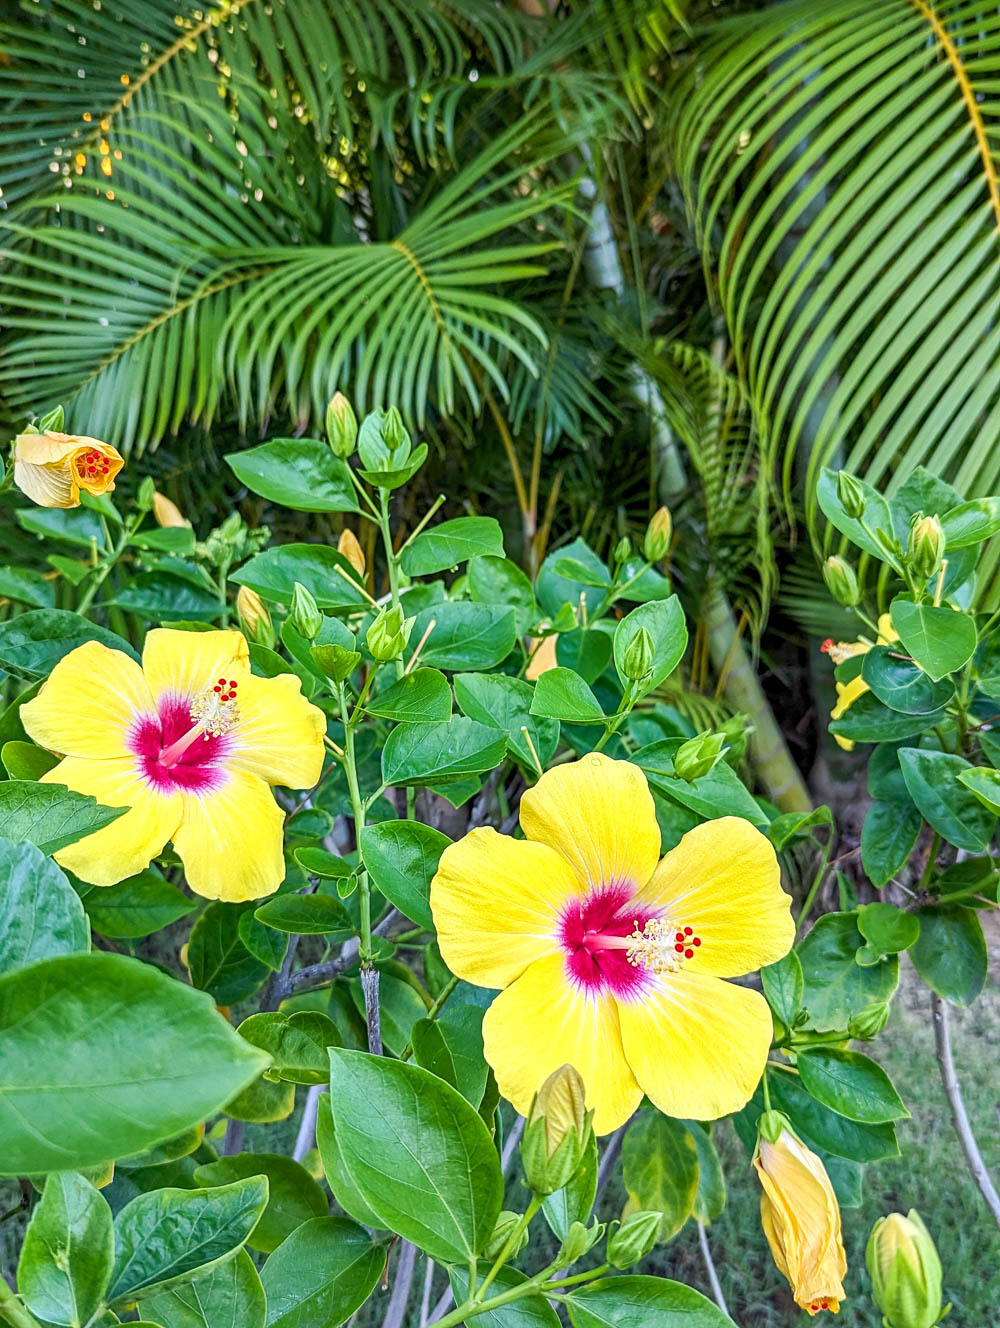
<box><xmin>2</xmin><ymin>405</ymin><xmax>987</xmax><ymax>1327</ymax></box>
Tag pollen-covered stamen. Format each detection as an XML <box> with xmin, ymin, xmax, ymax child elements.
<box><xmin>157</xmin><ymin>678</ymin><xmax>240</xmax><ymax>766</ymax></box>
<box><xmin>625</xmin><ymin>917</ymin><xmax>702</xmax><ymax>973</ymax></box>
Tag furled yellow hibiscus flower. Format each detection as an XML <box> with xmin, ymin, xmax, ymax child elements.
<box><xmin>823</xmin><ymin>612</ymin><xmax>897</xmax><ymax>751</ymax></box>
<box><xmin>754</xmin><ymin>1113</ymin><xmax>847</xmax><ymax>1315</ymax></box>
<box><xmin>431</xmin><ymin>755</ymin><xmax>794</xmax><ymax>1133</ymax></box>
<box><xmin>20</xmin><ymin>629</ymin><xmax>325</xmax><ymax>901</ymax></box>
<box><xmin>13</xmin><ymin>430</ymin><xmax>124</xmax><ymax>508</ymax></box>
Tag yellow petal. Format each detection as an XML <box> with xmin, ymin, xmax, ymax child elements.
<box><xmin>173</xmin><ymin>769</ymin><xmax>284</xmax><ymax>902</ymax></box>
<box><xmin>42</xmin><ymin>757</ymin><xmax>182</xmax><ymax>886</ymax></box>
<box><xmin>142</xmin><ymin>628</ymin><xmax>250</xmax><ymax>704</ymax></box>
<box><xmin>617</xmin><ymin>969</ymin><xmax>772</xmax><ymax>1120</ymax></box>
<box><xmin>20</xmin><ymin>641</ymin><xmax>155</xmax><ymax>761</ymax></box>
<box><xmin>226</xmin><ymin>670</ymin><xmax>326</xmax><ymax>789</ymax></box>
<box><xmin>634</xmin><ymin>817</ymin><xmax>794</xmax><ymax>978</ymax></box>
<box><xmin>431</xmin><ymin>827</ymin><xmax>583</xmax><ymax>989</ymax></box>
<box><xmin>525</xmin><ymin>634</ymin><xmax>558</xmax><ymax>680</ymax></box>
<box><xmin>13</xmin><ymin>432</ymin><xmax>122</xmax><ymax>508</ymax></box>
<box><xmin>876</xmin><ymin>612</ymin><xmax>897</xmax><ymax>645</ymax></box>
<box><xmin>831</xmin><ymin>673</ymin><xmax>868</xmax><ymax>722</ymax></box>
<box><xmin>482</xmin><ymin>953</ymin><xmax>642</xmax><ymax>1135</ymax></box>
<box><xmin>153</xmin><ymin>492</ymin><xmax>189</xmax><ymax>528</ymax></box>
<box><xmin>519</xmin><ymin>754</ymin><xmax>660</xmax><ymax>893</ymax></box>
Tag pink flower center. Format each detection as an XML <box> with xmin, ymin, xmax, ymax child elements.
<box><xmin>128</xmin><ymin>679</ymin><xmax>240</xmax><ymax>793</ymax></box>
<box><xmin>559</xmin><ymin>885</ymin><xmax>703</xmax><ymax>999</ymax></box>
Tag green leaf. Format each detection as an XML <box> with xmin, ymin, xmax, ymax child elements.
<box><xmin>0</xmin><ymin>610</ymin><xmax>137</xmax><ymax>677</ymax></box>
<box><xmin>640</xmin><ymin>755</ymin><xmax>764</xmax><ymax>825</ymax></box>
<box><xmin>0</xmin><ymin>781</ymin><xmax>126</xmax><ymax>855</ymax></box>
<box><xmin>564</xmin><ymin>1275</ymin><xmax>734</xmax><ymax>1328</ymax></box>
<box><xmin>2</xmin><ymin>739</ymin><xmax>58</xmax><ymax>780</ymax></box>
<box><xmin>530</xmin><ymin>668</ymin><xmax>605</xmax><ymax>723</ymax></box>
<box><xmin>860</xmin><ymin>800</ymin><xmax>922</xmax><ymax>890</ymax></box>
<box><xmin>796</xmin><ymin>1049</ymin><xmax>908</xmax><ymax>1124</ymax></box>
<box><xmin>899</xmin><ymin>748</ymin><xmax>996</xmax><ymax>851</ymax></box>
<box><xmin>193</xmin><ymin>1154</ymin><xmax>327</xmax><ymax>1254</ymax></box>
<box><xmin>363</xmin><ymin>668</ymin><xmax>453</xmax><ymax>724</ymax></box>
<box><xmin>940</xmin><ymin>496</ymin><xmax>1000</xmax><ymax>548</ymax></box>
<box><xmin>227</xmin><ymin>439</ymin><xmax>361</xmax><ymax>513</ymax></box>
<box><xmin>621</xmin><ymin>1112</ymin><xmax>698</xmax><ymax>1243</ymax></box>
<box><xmin>830</xmin><ymin>692</ymin><xmax>941</xmax><ymax>744</ymax></box>
<box><xmin>411</xmin><ymin>1004</ymin><xmax>488</xmax><ymax>1107</ymax></box>
<box><xmin>315</xmin><ymin>1096</ymin><xmax>384</xmax><ymax>1231</ymax></box>
<box><xmin>237</xmin><ymin>1011</ymin><xmax>341</xmax><ymax>1086</ymax></box>
<box><xmin>767</xmin><ymin>1068</ymin><xmax>899</xmax><ymax>1163</ymax></box>
<box><xmin>381</xmin><ymin>718</ymin><xmax>507</xmax><ymax>786</ymax></box>
<box><xmin>131</xmin><ymin>526</ymin><xmax>197</xmax><ymax>555</ymax></box>
<box><xmin>187</xmin><ymin>904</ymin><xmax>271</xmax><ymax>1004</ymax></box>
<box><xmin>468</xmin><ymin>557</ymin><xmax>538</xmax><ymax>637</ymax></box>
<box><xmin>797</xmin><ymin>913</ymin><xmax>899</xmax><ymax>1032</ymax></box>
<box><xmin>238</xmin><ymin>911</ymin><xmax>289</xmax><ymax>972</ymax></box>
<box><xmin>860</xmin><ymin>645</ymin><xmax>955</xmax><ymax>714</ymax></box>
<box><xmin>0</xmin><ymin>839</ymin><xmax>89</xmax><ymax>976</ymax></box>
<box><xmin>138</xmin><ymin>1250</ymin><xmax>265</xmax><ymax>1328</ymax></box>
<box><xmin>81</xmin><ymin>869</ymin><xmax>195</xmax><ymax>939</ymax></box>
<box><xmin>360</xmin><ymin>821</ymin><xmax>447</xmax><ymax>931</ymax></box>
<box><xmin>18</xmin><ymin>506</ymin><xmax>107</xmax><ymax>552</ymax></box>
<box><xmin>555</xmin><ymin>628</ymin><xmax>613</xmax><ymax>684</ymax></box>
<box><xmin>18</xmin><ymin>1172</ymin><xmax>113</xmax><ymax>1328</ymax></box>
<box><xmin>760</xmin><ymin>952</ymin><xmax>804</xmax><ymax>1028</ymax></box>
<box><xmin>454</xmin><ymin>672</ymin><xmax>559</xmax><ymax>771</ymax></box>
<box><xmin>0</xmin><ymin>566</ymin><xmax>56</xmax><ymax>608</ymax></box>
<box><xmin>328</xmin><ymin>1048</ymin><xmax>503</xmax><ymax>1263</ymax></box>
<box><xmin>613</xmin><ymin>598</ymin><xmax>687</xmax><ymax>692</ymax></box>
<box><xmin>401</xmin><ymin>517</ymin><xmax>504</xmax><ymax>575</ymax></box>
<box><xmin>686</xmin><ymin>1122</ymin><xmax>726</xmax><ymax>1223</ymax></box>
<box><xmin>956</xmin><ymin>765</ymin><xmax>1000</xmax><ymax>816</ymax></box>
<box><xmin>254</xmin><ymin>893</ymin><xmax>354</xmax><ymax>937</ymax></box>
<box><xmin>107</xmin><ymin>1178</ymin><xmax>268</xmax><ymax>1304</ymax></box>
<box><xmin>405</xmin><ymin>603</ymin><xmax>517</xmax><ymax>671</ymax></box>
<box><xmin>817</xmin><ymin>468</ymin><xmax>898</xmax><ymax>563</ymax></box>
<box><xmin>232</xmin><ymin>546</ymin><xmax>367</xmax><ymax>611</ymax></box>
<box><xmin>0</xmin><ymin>953</ymin><xmax>268</xmax><ymax>1175</ymax></box>
<box><xmin>293</xmin><ymin>847</ymin><xmax>354</xmax><ymax>880</ymax></box>
<box><xmin>536</xmin><ymin>539</ymin><xmax>609</xmax><ymax>618</ymax></box>
<box><xmin>552</xmin><ymin>556</ymin><xmax>612</xmax><ymax>588</ymax></box>
<box><xmin>889</xmin><ymin>600</ymin><xmax>978</xmax><ymax>681</ymax></box>
<box><xmin>856</xmin><ymin>902</ymin><xmax>920</xmax><ymax>961</ymax></box>
<box><xmin>259</xmin><ymin>1217</ymin><xmax>385</xmax><ymax>1328</ymax></box>
<box><xmin>110</xmin><ymin>573</ymin><xmax>220</xmax><ymax>622</ymax></box>
<box><xmin>449</xmin><ymin>1266</ymin><xmax>561</xmax><ymax>1328</ymax></box>
<box><xmin>910</xmin><ymin>906</ymin><xmax>987</xmax><ymax>1005</ymax></box>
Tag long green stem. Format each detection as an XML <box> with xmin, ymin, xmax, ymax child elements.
<box><xmin>474</xmin><ymin>1196</ymin><xmax>542</xmax><ymax>1303</ymax></box>
<box><xmin>338</xmin><ymin>681</ymin><xmax>379</xmax><ymax>1055</ymax></box>
<box><xmin>0</xmin><ymin>1281</ymin><xmax>41</xmax><ymax>1328</ymax></box>
<box><xmin>76</xmin><ymin>511</ymin><xmax>142</xmax><ymax>617</ymax></box>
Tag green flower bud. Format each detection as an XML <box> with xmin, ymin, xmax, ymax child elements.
<box><xmin>837</xmin><ymin>471</ymin><xmax>867</xmax><ymax>520</ymax></box>
<box><xmin>383</xmin><ymin>405</ymin><xmax>407</xmax><ymax>452</ymax></box>
<box><xmin>621</xmin><ymin>626</ymin><xmax>655</xmax><ymax>682</ymax></box>
<box><xmin>290</xmin><ymin>581</ymin><xmax>323</xmax><ymax>642</ymax></box>
<box><xmin>866</xmin><ymin>1210</ymin><xmax>943</xmax><ymax>1328</ymax></box>
<box><xmin>907</xmin><ymin>514</ymin><xmax>945</xmax><ymax>583</ymax></box>
<box><xmin>613</xmin><ymin>536</ymin><xmax>632</xmax><ymax>566</ymax></box>
<box><xmin>136</xmin><ymin>476</ymin><xmax>157</xmax><ymax>512</ymax></box>
<box><xmin>607</xmin><ymin>1211</ymin><xmax>661</xmax><ymax>1268</ymax></box>
<box><xmin>848</xmin><ymin>1001</ymin><xmax>891</xmax><ymax>1041</ymax></box>
<box><xmin>366</xmin><ymin>604</ymin><xmax>413</xmax><ymax>663</ymax></box>
<box><xmin>236</xmin><ymin>585</ymin><xmax>275</xmax><ymax>649</ymax></box>
<box><xmin>643</xmin><ymin>506</ymin><xmax>672</xmax><ymax>563</ymax></box>
<box><xmin>36</xmin><ymin>405</ymin><xmax>65</xmax><ymax>433</ymax></box>
<box><xmin>326</xmin><ymin>392</ymin><xmax>358</xmax><ymax>459</ymax></box>
<box><xmin>482</xmin><ymin>1210</ymin><xmax>529</xmax><ymax>1261</ymax></box>
<box><xmin>310</xmin><ymin>643</ymin><xmax>361</xmax><ymax>683</ymax></box>
<box><xmin>520</xmin><ymin>1064</ymin><xmax>593</xmax><ymax>1196</ymax></box>
<box><xmin>822</xmin><ymin>555</ymin><xmax>860</xmax><ymax>608</ymax></box>
<box><xmin>674</xmin><ymin>730</ymin><xmax>727</xmax><ymax>782</ymax></box>
<box><xmin>556</xmin><ymin>1219</ymin><xmax>604</xmax><ymax>1266</ymax></box>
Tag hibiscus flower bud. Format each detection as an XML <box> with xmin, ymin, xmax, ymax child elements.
<box><xmin>338</xmin><ymin>528</ymin><xmax>366</xmax><ymax>577</ymax></box>
<box><xmin>136</xmin><ymin>476</ymin><xmax>156</xmax><ymax>511</ymax></box>
<box><xmin>236</xmin><ymin>585</ymin><xmax>275</xmax><ymax>649</ymax></box>
<box><xmin>837</xmin><ymin>471</ymin><xmax>866</xmax><ymax>520</ymax></box>
<box><xmin>621</xmin><ymin>626</ymin><xmax>654</xmax><ymax>682</ymax></box>
<box><xmin>848</xmin><ymin>1000</ymin><xmax>891</xmax><ymax>1041</ymax></box>
<box><xmin>383</xmin><ymin>405</ymin><xmax>407</xmax><ymax>452</ymax></box>
<box><xmin>366</xmin><ymin>605</ymin><xmax>413</xmax><ymax>662</ymax></box>
<box><xmin>607</xmin><ymin>1210</ymin><xmax>661</xmax><ymax>1268</ymax></box>
<box><xmin>311</xmin><ymin>643</ymin><xmax>361</xmax><ymax>683</ymax></box>
<box><xmin>153</xmin><ymin>491</ymin><xmax>190</xmax><ymax>529</ymax></box>
<box><xmin>674</xmin><ymin>730</ymin><xmax>727</xmax><ymax>782</ymax></box>
<box><xmin>290</xmin><ymin>581</ymin><xmax>323</xmax><ymax>642</ymax></box>
<box><xmin>13</xmin><ymin>429</ymin><xmax>123</xmax><ymax>509</ymax></box>
<box><xmin>521</xmin><ymin>1064</ymin><xmax>593</xmax><ymax>1195</ymax></box>
<box><xmin>907</xmin><ymin>514</ymin><xmax>945</xmax><ymax>583</ymax></box>
<box><xmin>482</xmin><ymin>1210</ymin><xmax>530</xmax><ymax>1260</ymax></box>
<box><xmin>866</xmin><ymin>1210</ymin><xmax>943</xmax><ymax>1328</ymax></box>
<box><xmin>822</xmin><ymin>555</ymin><xmax>860</xmax><ymax>608</ymax></box>
<box><xmin>754</xmin><ymin>1112</ymin><xmax>847</xmax><ymax>1316</ymax></box>
<box><xmin>326</xmin><ymin>392</ymin><xmax>358</xmax><ymax>459</ymax></box>
<box><xmin>643</xmin><ymin>506</ymin><xmax>672</xmax><ymax>562</ymax></box>
<box><xmin>613</xmin><ymin>536</ymin><xmax>631</xmax><ymax>566</ymax></box>
<box><xmin>557</xmin><ymin>1219</ymin><xmax>604</xmax><ymax>1266</ymax></box>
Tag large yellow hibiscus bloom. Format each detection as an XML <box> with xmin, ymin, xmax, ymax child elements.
<box><xmin>431</xmin><ymin>754</ymin><xmax>795</xmax><ymax>1134</ymax></box>
<box><xmin>21</xmin><ymin>629</ymin><xmax>325</xmax><ymax>901</ymax></box>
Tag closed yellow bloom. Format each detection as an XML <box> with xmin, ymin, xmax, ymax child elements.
<box><xmin>823</xmin><ymin>613</ymin><xmax>897</xmax><ymax>751</ymax></box>
<box><xmin>13</xmin><ymin>430</ymin><xmax>123</xmax><ymax>509</ymax></box>
<box><xmin>20</xmin><ymin>629</ymin><xmax>325</xmax><ymax>901</ymax></box>
<box><xmin>338</xmin><ymin>528</ymin><xmax>366</xmax><ymax>577</ymax></box>
<box><xmin>754</xmin><ymin>1118</ymin><xmax>847</xmax><ymax>1315</ymax></box>
<box><xmin>430</xmin><ymin>755</ymin><xmax>795</xmax><ymax>1133</ymax></box>
<box><xmin>153</xmin><ymin>491</ymin><xmax>190</xmax><ymax>528</ymax></box>
<box><xmin>236</xmin><ymin>585</ymin><xmax>273</xmax><ymax>646</ymax></box>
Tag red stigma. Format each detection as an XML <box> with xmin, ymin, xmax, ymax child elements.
<box><xmin>820</xmin><ymin>638</ymin><xmax>833</xmax><ymax>654</ymax></box>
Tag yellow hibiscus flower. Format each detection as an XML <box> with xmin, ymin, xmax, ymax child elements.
<box><xmin>430</xmin><ymin>755</ymin><xmax>795</xmax><ymax>1133</ymax></box>
<box><xmin>13</xmin><ymin>430</ymin><xmax>123</xmax><ymax>508</ymax></box>
<box><xmin>20</xmin><ymin>629</ymin><xmax>325</xmax><ymax>901</ymax></box>
<box><xmin>823</xmin><ymin>612</ymin><xmax>896</xmax><ymax>751</ymax></box>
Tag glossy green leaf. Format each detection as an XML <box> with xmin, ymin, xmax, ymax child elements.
<box><xmin>237</xmin><ymin>1011</ymin><xmax>342</xmax><ymax>1086</ymax></box>
<box><xmin>0</xmin><ymin>839</ymin><xmax>89</xmax><ymax>976</ymax></box>
<box><xmin>555</xmin><ymin>628</ymin><xmax>613</xmax><ymax>684</ymax></box>
<box><xmin>910</xmin><ymin>906</ymin><xmax>987</xmax><ymax>1006</ymax></box>
<box><xmin>255</xmin><ymin>893</ymin><xmax>354</xmax><ymax>936</ymax></box>
<box><xmin>363</xmin><ymin>668</ymin><xmax>453</xmax><ymax>724</ymax></box>
<box><xmin>401</xmin><ymin>517</ymin><xmax>504</xmax><ymax>574</ymax></box>
<box><xmin>686</xmin><ymin>1122</ymin><xmax>726</xmax><ymax>1223</ymax></box>
<box><xmin>797</xmin><ymin>913</ymin><xmax>898</xmax><ymax>1032</ymax></box>
<box><xmin>830</xmin><ymin>693</ymin><xmax>940</xmax><ymax>744</ymax></box>
<box><xmin>193</xmin><ymin>1154</ymin><xmax>327</xmax><ymax>1254</ymax></box>
<box><xmin>110</xmin><ymin>573</ymin><xmax>220</xmax><ymax>622</ymax></box>
<box><xmin>0</xmin><ymin>610</ymin><xmax>137</xmax><ymax>677</ymax></box>
<box><xmin>227</xmin><ymin>439</ymin><xmax>360</xmax><ymax>513</ymax></box>
<box><xmin>956</xmin><ymin>766</ymin><xmax>1000</xmax><ymax>816</ymax></box>
<box><xmin>314</xmin><ymin>1096</ymin><xmax>384</xmax><ymax>1231</ymax></box>
<box><xmin>816</xmin><ymin>469</ymin><xmax>897</xmax><ymax>563</ymax></box>
<box><xmin>18</xmin><ymin>1172</ymin><xmax>113</xmax><ymax>1327</ymax></box>
<box><xmin>860</xmin><ymin>645</ymin><xmax>954</xmax><ymax>714</ymax></box>
<box><xmin>81</xmin><ymin>869</ymin><xmax>194</xmax><ymax>939</ymax></box>
<box><xmin>890</xmin><ymin>601</ymin><xmax>977</xmax><ymax>681</ymax></box>
<box><xmin>138</xmin><ymin>1250</ymin><xmax>265</xmax><ymax>1328</ymax></box>
<box><xmin>293</xmin><ymin>847</ymin><xmax>354</xmax><ymax>880</ymax></box>
<box><xmin>411</xmin><ymin>1004</ymin><xmax>488</xmax><ymax>1107</ymax></box>
<box><xmin>940</xmin><ymin>497</ymin><xmax>1000</xmax><ymax>548</ymax></box>
<box><xmin>187</xmin><ymin>904</ymin><xmax>271</xmax><ymax>1004</ymax></box>
<box><xmin>232</xmin><ymin>546</ymin><xmax>368</xmax><ymax>610</ymax></box>
<box><xmin>899</xmin><ymin>748</ymin><xmax>996</xmax><ymax>852</ymax></box>
<box><xmin>797</xmin><ymin>1049</ymin><xmax>907</xmax><ymax>1124</ymax></box>
<box><xmin>18</xmin><ymin>507</ymin><xmax>107</xmax><ymax>552</ymax></box>
<box><xmin>0</xmin><ymin>566</ymin><xmax>56</xmax><ymax>608</ymax></box>
<box><xmin>621</xmin><ymin>1111</ymin><xmax>698</xmax><ymax>1243</ymax></box>
<box><xmin>1</xmin><ymin>739</ymin><xmax>57</xmax><ymax>780</ymax></box>
<box><xmin>856</xmin><ymin>902</ymin><xmax>920</xmax><ymax>962</ymax></box>
<box><xmin>536</xmin><ymin>539</ymin><xmax>609</xmax><ymax>618</ymax></box>
<box><xmin>450</xmin><ymin>1266</ymin><xmax>561</xmax><ymax>1328</ymax></box>
<box><xmin>767</xmin><ymin>1068</ymin><xmax>899</xmax><ymax>1163</ymax></box>
<box><xmin>381</xmin><ymin>718</ymin><xmax>507</xmax><ymax>786</ymax></box>
<box><xmin>0</xmin><ymin>781</ymin><xmax>126</xmax><ymax>855</ymax></box>
<box><xmin>405</xmin><ymin>603</ymin><xmax>517</xmax><ymax>671</ymax></box>
<box><xmin>613</xmin><ymin>597</ymin><xmax>687</xmax><ymax>692</ymax></box>
<box><xmin>468</xmin><ymin>556</ymin><xmax>538</xmax><ymax>637</ymax></box>
<box><xmin>760</xmin><ymin>951</ymin><xmax>804</xmax><ymax>1028</ymax></box>
<box><xmin>454</xmin><ymin>672</ymin><xmax>558</xmax><ymax>771</ymax></box>
<box><xmin>360</xmin><ymin>820</ymin><xmax>446</xmax><ymax>932</ymax></box>
<box><xmin>860</xmin><ymin>799</ymin><xmax>922</xmax><ymax>890</ymax></box>
<box><xmin>564</xmin><ymin>1275</ymin><xmax>734</xmax><ymax>1328</ymax></box>
<box><xmin>530</xmin><ymin>667</ymin><xmax>605</xmax><ymax>723</ymax></box>
<box><xmin>260</xmin><ymin>1217</ymin><xmax>385</xmax><ymax>1328</ymax></box>
<box><xmin>0</xmin><ymin>953</ymin><xmax>268</xmax><ymax>1175</ymax></box>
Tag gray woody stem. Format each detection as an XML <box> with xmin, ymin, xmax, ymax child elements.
<box><xmin>932</xmin><ymin>993</ymin><xmax>1000</xmax><ymax>1228</ymax></box>
<box><xmin>697</xmin><ymin>1221</ymin><xmax>733</xmax><ymax>1320</ymax></box>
